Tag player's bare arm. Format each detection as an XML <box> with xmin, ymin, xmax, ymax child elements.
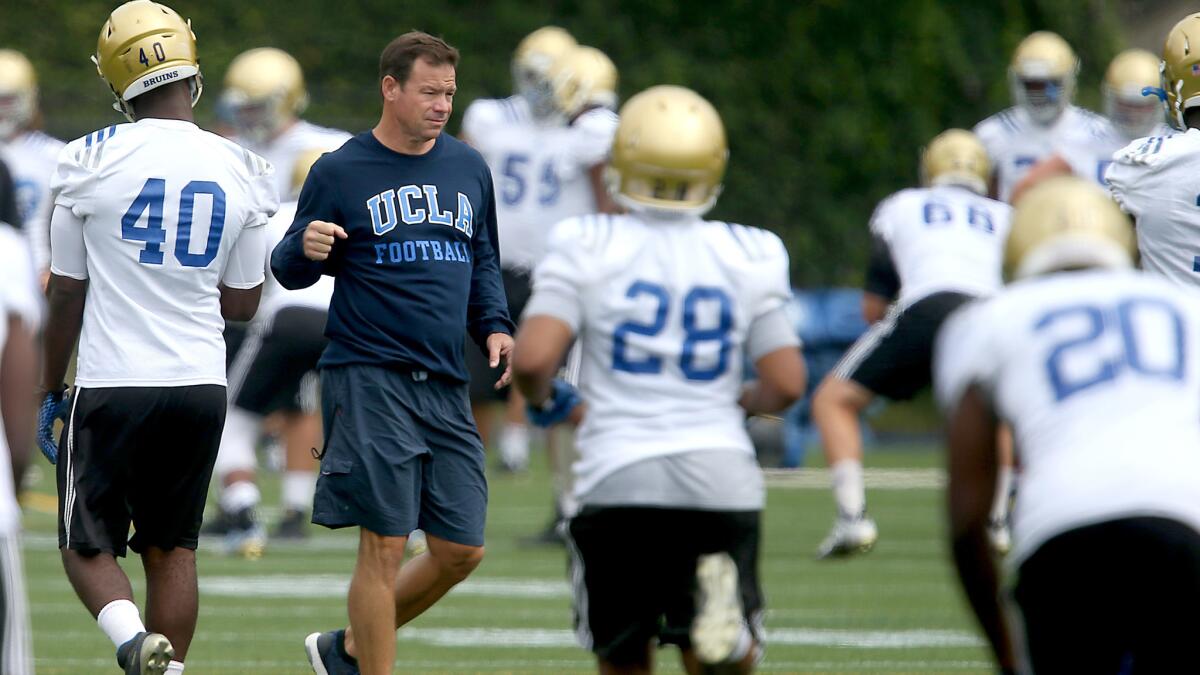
<box><xmin>302</xmin><ymin>219</ymin><xmax>347</xmax><ymax>261</ymax></box>
<box><xmin>40</xmin><ymin>274</ymin><xmax>87</xmax><ymax>394</ymax></box>
<box><xmin>512</xmin><ymin>315</ymin><xmax>571</xmax><ymax>401</ymax></box>
<box><xmin>739</xmin><ymin>346</ymin><xmax>806</xmax><ymax>416</ymax></box>
<box><xmin>1008</xmin><ymin>154</ymin><xmax>1072</xmax><ymax>205</ymax></box>
<box><xmin>861</xmin><ymin>292</ymin><xmax>890</xmax><ymax>325</ymax></box>
<box><xmin>218</xmin><ymin>283</ymin><xmax>263</xmax><ymax>322</ymax></box>
<box><xmin>945</xmin><ymin>384</ymin><xmax>1015</xmax><ymax>671</ymax></box>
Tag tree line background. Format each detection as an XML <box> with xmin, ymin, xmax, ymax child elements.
<box><xmin>4</xmin><ymin>0</ymin><xmax>1130</xmax><ymax>285</ymax></box>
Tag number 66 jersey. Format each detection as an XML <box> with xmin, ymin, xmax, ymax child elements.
<box><xmin>935</xmin><ymin>268</ymin><xmax>1200</xmax><ymax>567</ymax></box>
<box><xmin>525</xmin><ymin>213</ymin><xmax>798</xmax><ymax>499</ymax></box>
<box><xmin>49</xmin><ymin>119</ymin><xmax>278</xmax><ymax>387</ymax></box>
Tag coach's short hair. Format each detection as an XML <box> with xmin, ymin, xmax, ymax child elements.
<box><xmin>379</xmin><ymin>31</ymin><xmax>459</xmax><ymax>86</ymax></box>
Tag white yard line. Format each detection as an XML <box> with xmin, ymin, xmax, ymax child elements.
<box><xmin>763</xmin><ymin>468</ymin><xmax>944</xmax><ymax>489</ymax></box>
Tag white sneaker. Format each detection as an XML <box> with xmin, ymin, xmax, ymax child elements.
<box><xmin>691</xmin><ymin>552</ymin><xmax>747</xmax><ymax>664</ymax></box>
<box><xmin>816</xmin><ymin>515</ymin><xmax>878</xmax><ymax>559</ymax></box>
<box><xmin>988</xmin><ymin>519</ymin><xmax>1011</xmax><ymax>555</ymax></box>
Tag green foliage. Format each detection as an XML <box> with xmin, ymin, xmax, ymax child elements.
<box><xmin>3</xmin><ymin>0</ymin><xmax>1122</xmax><ymax>283</ymax></box>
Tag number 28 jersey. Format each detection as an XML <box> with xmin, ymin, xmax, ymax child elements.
<box><xmin>935</xmin><ymin>269</ymin><xmax>1200</xmax><ymax>566</ymax></box>
<box><xmin>50</xmin><ymin>118</ymin><xmax>278</xmax><ymax>387</ymax></box>
<box><xmin>528</xmin><ymin>213</ymin><xmax>795</xmax><ymax>497</ymax></box>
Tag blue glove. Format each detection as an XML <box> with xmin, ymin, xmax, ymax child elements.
<box><xmin>38</xmin><ymin>389</ymin><xmax>70</xmax><ymax>465</ymax></box>
<box><xmin>525</xmin><ymin>379</ymin><xmax>582</xmax><ymax>428</ymax></box>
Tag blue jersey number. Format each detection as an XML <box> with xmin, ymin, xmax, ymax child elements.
<box><xmin>612</xmin><ymin>281</ymin><xmax>734</xmax><ymax>381</ymax></box>
<box><xmin>500</xmin><ymin>153</ymin><xmax>560</xmax><ymax>206</ymax></box>
<box><xmin>1037</xmin><ymin>298</ymin><xmax>1186</xmax><ymax>402</ymax></box>
<box><xmin>122</xmin><ymin>178</ymin><xmax>227</xmax><ymax>267</ymax></box>
<box><xmin>922</xmin><ymin>202</ymin><xmax>994</xmax><ymax>233</ymax></box>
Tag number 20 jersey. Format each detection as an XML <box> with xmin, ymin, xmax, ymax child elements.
<box><xmin>935</xmin><ymin>268</ymin><xmax>1200</xmax><ymax>566</ymax></box>
<box><xmin>50</xmin><ymin>118</ymin><xmax>278</xmax><ymax>387</ymax></box>
<box><xmin>529</xmin><ymin>213</ymin><xmax>794</xmax><ymax>497</ymax></box>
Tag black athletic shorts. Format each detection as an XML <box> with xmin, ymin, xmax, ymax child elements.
<box><xmin>57</xmin><ymin>385</ymin><xmax>226</xmax><ymax>556</ymax></box>
<box><xmin>830</xmin><ymin>291</ymin><xmax>974</xmax><ymax>400</ymax></box>
<box><xmin>466</xmin><ymin>267</ymin><xmax>531</xmax><ymax>402</ymax></box>
<box><xmin>228</xmin><ymin>306</ymin><xmax>328</xmax><ymax>415</ymax></box>
<box><xmin>566</xmin><ymin>507</ymin><xmax>763</xmax><ymax>665</ymax></box>
<box><xmin>1012</xmin><ymin>516</ymin><xmax>1200</xmax><ymax>673</ymax></box>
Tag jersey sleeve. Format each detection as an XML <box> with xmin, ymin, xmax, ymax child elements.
<box><xmin>49</xmin><ymin>139</ymin><xmax>100</xmax><ymax>217</ymax></box>
<box><xmin>243</xmin><ymin>149</ymin><xmax>279</xmax><ymax>229</ymax></box>
<box><xmin>222</xmin><ymin>224</ymin><xmax>267</xmax><ymax>289</ymax></box>
<box><xmin>1105</xmin><ymin>135</ymin><xmax>1171</xmax><ymax>218</ymax></box>
<box><xmin>569</xmin><ymin>108</ymin><xmax>619</xmax><ymax>167</ymax></box>
<box><xmin>461</xmin><ymin>99</ymin><xmax>502</xmax><ymax>145</ymax></box>
<box><xmin>933</xmin><ymin>299</ymin><xmax>1000</xmax><ymax>413</ymax></box>
<box><xmin>0</xmin><ymin>225</ymin><xmax>43</xmax><ymax>329</ymax></box>
<box><xmin>524</xmin><ymin>216</ymin><xmax>593</xmax><ymax>331</ymax></box>
<box><xmin>49</xmin><ymin>204</ymin><xmax>87</xmax><ymax>280</ymax></box>
<box><xmin>746</xmin><ymin>228</ymin><xmax>793</xmax><ymax>321</ymax></box>
<box><xmin>270</xmin><ymin>157</ymin><xmax>339</xmax><ymax>289</ymax></box>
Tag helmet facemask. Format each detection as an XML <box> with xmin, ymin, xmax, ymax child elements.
<box><xmin>1010</xmin><ymin>73</ymin><xmax>1072</xmax><ymax>125</ymax></box>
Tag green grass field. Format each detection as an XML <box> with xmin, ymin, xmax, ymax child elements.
<box><xmin>19</xmin><ymin>445</ymin><xmax>993</xmax><ymax>674</ymax></box>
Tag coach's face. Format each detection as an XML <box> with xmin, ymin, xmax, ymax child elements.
<box><xmin>384</xmin><ymin>57</ymin><xmax>455</xmax><ymax>145</ymax></box>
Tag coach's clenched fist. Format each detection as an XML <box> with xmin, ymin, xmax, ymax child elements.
<box><xmin>303</xmin><ymin>220</ymin><xmax>348</xmax><ymax>261</ymax></box>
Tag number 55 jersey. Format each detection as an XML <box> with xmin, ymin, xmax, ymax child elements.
<box><xmin>935</xmin><ymin>268</ymin><xmax>1200</xmax><ymax>567</ymax></box>
<box><xmin>525</xmin><ymin>213</ymin><xmax>799</xmax><ymax>499</ymax></box>
<box><xmin>49</xmin><ymin>119</ymin><xmax>278</xmax><ymax>387</ymax></box>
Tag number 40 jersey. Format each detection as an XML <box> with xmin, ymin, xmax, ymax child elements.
<box><xmin>49</xmin><ymin>118</ymin><xmax>279</xmax><ymax>388</ymax></box>
<box><xmin>935</xmin><ymin>268</ymin><xmax>1200</xmax><ymax>567</ymax></box>
<box><xmin>526</xmin><ymin>213</ymin><xmax>799</xmax><ymax>498</ymax></box>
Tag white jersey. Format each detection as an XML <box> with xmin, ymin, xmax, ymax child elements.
<box><xmin>50</xmin><ymin>118</ymin><xmax>278</xmax><ymax>388</ymax></box>
<box><xmin>870</xmin><ymin>185</ymin><xmax>1012</xmax><ymax>308</ymax></box>
<box><xmin>1</xmin><ymin>130</ymin><xmax>65</xmax><ymax>271</ymax></box>
<box><xmin>0</xmin><ymin>226</ymin><xmax>40</xmax><ymax>536</ymax></box>
<box><xmin>1059</xmin><ymin>118</ymin><xmax>1174</xmax><ymax>187</ymax></box>
<box><xmin>257</xmin><ymin>200</ymin><xmax>334</xmax><ymax>321</ymax></box>
<box><xmin>235</xmin><ymin>119</ymin><xmax>350</xmax><ymax>200</ymax></box>
<box><xmin>463</xmin><ymin>95</ymin><xmax>618</xmax><ymax>270</ymax></box>
<box><xmin>527</xmin><ymin>213</ymin><xmax>796</xmax><ymax>499</ymax></box>
<box><xmin>974</xmin><ymin>105</ymin><xmax>1106</xmax><ymax>202</ymax></box>
<box><xmin>935</xmin><ymin>269</ymin><xmax>1200</xmax><ymax>566</ymax></box>
<box><xmin>1106</xmin><ymin>129</ymin><xmax>1200</xmax><ymax>288</ymax></box>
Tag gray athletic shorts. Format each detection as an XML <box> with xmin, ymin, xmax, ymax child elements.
<box><xmin>312</xmin><ymin>364</ymin><xmax>488</xmax><ymax>546</ymax></box>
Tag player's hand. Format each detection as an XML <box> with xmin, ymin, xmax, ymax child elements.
<box><xmin>487</xmin><ymin>333</ymin><xmax>514</xmax><ymax>389</ymax></box>
<box><xmin>303</xmin><ymin>220</ymin><xmax>348</xmax><ymax>261</ymax></box>
<box><xmin>526</xmin><ymin>379</ymin><xmax>582</xmax><ymax>428</ymax></box>
<box><xmin>37</xmin><ymin>389</ymin><xmax>70</xmax><ymax>465</ymax></box>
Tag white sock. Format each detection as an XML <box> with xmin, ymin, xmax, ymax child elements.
<box><xmin>990</xmin><ymin>466</ymin><xmax>1014</xmax><ymax>523</ymax></box>
<box><xmin>830</xmin><ymin>459</ymin><xmax>865</xmax><ymax>519</ymax></box>
<box><xmin>219</xmin><ymin>479</ymin><xmax>261</xmax><ymax>513</ymax></box>
<box><xmin>499</xmin><ymin>423</ymin><xmax>530</xmax><ymax>468</ymax></box>
<box><xmin>165</xmin><ymin>661</ymin><xmax>185</xmax><ymax>674</ymax></box>
<box><xmin>97</xmin><ymin>599</ymin><xmax>144</xmax><ymax>649</ymax></box>
<box><xmin>282</xmin><ymin>471</ymin><xmax>317</xmax><ymax>511</ymax></box>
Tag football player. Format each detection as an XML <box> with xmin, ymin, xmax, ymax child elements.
<box><xmin>0</xmin><ymin>49</ymin><xmax>65</xmax><ymax>281</ymax></box>
<box><xmin>219</xmin><ymin>47</ymin><xmax>350</xmax><ymax>199</ymax></box>
<box><xmin>1009</xmin><ymin>48</ymin><xmax>1170</xmax><ymax>202</ymax></box>
<box><xmin>38</xmin><ymin>2</ymin><xmax>277</xmax><ymax>673</ymax></box>
<box><xmin>461</xmin><ymin>37</ymin><xmax>619</xmax><ymax>478</ymax></box>
<box><xmin>513</xmin><ymin>85</ymin><xmax>805</xmax><ymax>674</ymax></box>
<box><xmin>1107</xmin><ymin>14</ymin><xmax>1200</xmax><ymax>289</ymax></box>
<box><xmin>938</xmin><ymin>176</ymin><xmax>1200</xmax><ymax>672</ymax></box>
<box><xmin>974</xmin><ymin>31</ymin><xmax>1105</xmax><ymax>203</ymax></box>
<box><xmin>812</xmin><ymin>129</ymin><xmax>1013</xmax><ymax>559</ymax></box>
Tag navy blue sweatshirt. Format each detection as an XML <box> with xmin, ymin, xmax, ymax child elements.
<box><xmin>271</xmin><ymin>131</ymin><xmax>514</xmax><ymax>383</ymax></box>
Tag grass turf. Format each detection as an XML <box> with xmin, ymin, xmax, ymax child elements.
<box><xmin>20</xmin><ymin>445</ymin><xmax>992</xmax><ymax>673</ymax></box>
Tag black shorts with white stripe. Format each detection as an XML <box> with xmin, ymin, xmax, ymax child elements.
<box><xmin>57</xmin><ymin>385</ymin><xmax>226</xmax><ymax>556</ymax></box>
<box><xmin>227</xmin><ymin>306</ymin><xmax>329</xmax><ymax>415</ymax></box>
<box><xmin>830</xmin><ymin>291</ymin><xmax>974</xmax><ymax>400</ymax></box>
<box><xmin>0</xmin><ymin>535</ymin><xmax>32</xmax><ymax>674</ymax></box>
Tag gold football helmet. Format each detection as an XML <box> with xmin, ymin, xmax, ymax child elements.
<box><xmin>1005</xmin><ymin>176</ymin><xmax>1135</xmax><ymax>280</ymax></box>
<box><xmin>0</xmin><ymin>50</ymin><xmax>37</xmax><ymax>140</ymax></box>
<box><xmin>512</xmin><ymin>26</ymin><xmax>576</xmax><ymax>96</ymax></box>
<box><xmin>1008</xmin><ymin>31</ymin><xmax>1078</xmax><ymax>125</ymax></box>
<box><xmin>221</xmin><ymin>47</ymin><xmax>308</xmax><ymax>144</ymax></box>
<box><xmin>1104</xmin><ymin>49</ymin><xmax>1165</xmax><ymax>139</ymax></box>
<box><xmin>920</xmin><ymin>129</ymin><xmax>990</xmax><ymax>195</ymax></box>
<box><xmin>609</xmin><ymin>85</ymin><xmax>727</xmax><ymax>214</ymax></box>
<box><xmin>93</xmin><ymin>0</ymin><xmax>201</xmax><ymax>122</ymax></box>
<box><xmin>289</xmin><ymin>147</ymin><xmax>326</xmax><ymax>200</ymax></box>
<box><xmin>547</xmin><ymin>46</ymin><xmax>618</xmax><ymax>119</ymax></box>
<box><xmin>1163</xmin><ymin>13</ymin><xmax>1200</xmax><ymax>129</ymax></box>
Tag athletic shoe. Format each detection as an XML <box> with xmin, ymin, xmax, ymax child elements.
<box><xmin>199</xmin><ymin>507</ymin><xmax>234</xmax><ymax>536</ymax></box>
<box><xmin>517</xmin><ymin>518</ymin><xmax>566</xmax><ymax>548</ymax></box>
<box><xmin>224</xmin><ymin>506</ymin><xmax>266</xmax><ymax>559</ymax></box>
<box><xmin>116</xmin><ymin>631</ymin><xmax>174</xmax><ymax>675</ymax></box>
<box><xmin>815</xmin><ymin>514</ymin><xmax>878</xmax><ymax>559</ymax></box>
<box><xmin>691</xmin><ymin>552</ymin><xmax>747</xmax><ymax>664</ymax></box>
<box><xmin>304</xmin><ymin>629</ymin><xmax>359</xmax><ymax>675</ymax></box>
<box><xmin>272</xmin><ymin>508</ymin><xmax>310</xmax><ymax>540</ymax></box>
<box><xmin>988</xmin><ymin>518</ymin><xmax>1012</xmax><ymax>555</ymax></box>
